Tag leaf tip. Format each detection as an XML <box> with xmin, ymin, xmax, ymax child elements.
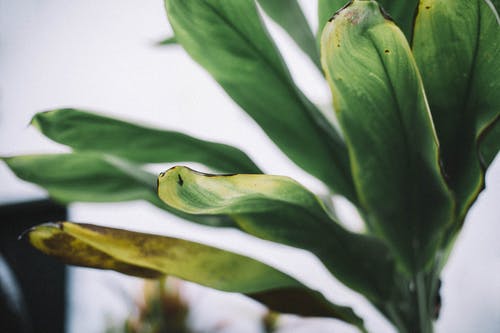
<box><xmin>29</xmin><ymin>109</ymin><xmax>57</xmax><ymax>131</ymax></box>
<box><xmin>157</xmin><ymin>166</ymin><xmax>181</xmax><ymax>197</ymax></box>
<box><xmin>18</xmin><ymin>222</ymin><xmax>63</xmax><ymax>241</ymax></box>
<box><xmin>29</xmin><ymin>119</ymin><xmax>40</xmax><ymax>132</ymax></box>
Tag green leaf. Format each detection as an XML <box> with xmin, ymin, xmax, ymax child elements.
<box><xmin>157</xmin><ymin>166</ymin><xmax>395</xmax><ymax>302</ymax></box>
<box><xmin>412</xmin><ymin>0</ymin><xmax>500</xmax><ymax>222</ymax></box>
<box><xmin>318</xmin><ymin>0</ymin><xmax>350</xmax><ymax>36</ymax></box>
<box><xmin>321</xmin><ymin>1</ymin><xmax>454</xmax><ymax>273</ymax></box>
<box><xmin>32</xmin><ymin>109</ymin><xmax>261</xmax><ymax>174</ymax></box>
<box><xmin>2</xmin><ymin>153</ymin><xmax>233</xmax><ymax>227</ymax></box>
<box><xmin>25</xmin><ymin>222</ymin><xmax>364</xmax><ymax>328</ymax></box>
<box><xmin>256</xmin><ymin>0</ymin><xmax>321</xmax><ymax>70</ymax></box>
<box><xmin>251</xmin><ymin>288</ymin><xmax>365</xmax><ymax>331</ymax></box>
<box><xmin>156</xmin><ymin>35</ymin><xmax>177</xmax><ymax>46</ymax></box>
<box><xmin>318</xmin><ymin>1</ymin><xmax>419</xmax><ymax>40</ymax></box>
<box><xmin>377</xmin><ymin>0</ymin><xmax>420</xmax><ymax>40</ymax></box>
<box><xmin>164</xmin><ymin>0</ymin><xmax>358</xmax><ymax>203</ymax></box>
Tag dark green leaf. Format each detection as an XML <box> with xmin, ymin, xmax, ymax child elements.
<box><xmin>377</xmin><ymin>0</ymin><xmax>420</xmax><ymax>40</ymax></box>
<box><xmin>412</xmin><ymin>0</ymin><xmax>500</xmax><ymax>221</ymax></box>
<box><xmin>32</xmin><ymin>109</ymin><xmax>261</xmax><ymax>174</ymax></box>
<box><xmin>321</xmin><ymin>1</ymin><xmax>454</xmax><ymax>273</ymax></box>
<box><xmin>2</xmin><ymin>153</ymin><xmax>234</xmax><ymax>227</ymax></box>
<box><xmin>26</xmin><ymin>222</ymin><xmax>364</xmax><ymax>327</ymax></box>
<box><xmin>250</xmin><ymin>287</ymin><xmax>365</xmax><ymax>331</ymax></box>
<box><xmin>318</xmin><ymin>0</ymin><xmax>419</xmax><ymax>40</ymax></box>
<box><xmin>256</xmin><ymin>0</ymin><xmax>321</xmax><ymax>70</ymax></box>
<box><xmin>158</xmin><ymin>166</ymin><xmax>395</xmax><ymax>301</ymax></box>
<box><xmin>164</xmin><ymin>0</ymin><xmax>358</xmax><ymax>203</ymax></box>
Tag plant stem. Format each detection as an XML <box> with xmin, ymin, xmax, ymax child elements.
<box><xmin>385</xmin><ymin>303</ymin><xmax>408</xmax><ymax>333</ymax></box>
<box><xmin>415</xmin><ymin>272</ymin><xmax>433</xmax><ymax>333</ymax></box>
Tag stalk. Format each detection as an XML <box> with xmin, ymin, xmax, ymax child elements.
<box><xmin>385</xmin><ymin>303</ymin><xmax>408</xmax><ymax>333</ymax></box>
<box><xmin>415</xmin><ymin>272</ymin><xmax>433</xmax><ymax>333</ymax></box>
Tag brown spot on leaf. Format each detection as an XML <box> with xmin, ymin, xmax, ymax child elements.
<box><xmin>42</xmin><ymin>232</ymin><xmax>75</xmax><ymax>253</ymax></box>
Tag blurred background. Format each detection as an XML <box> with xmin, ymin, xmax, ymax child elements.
<box><xmin>1</xmin><ymin>1</ymin><xmax>499</xmax><ymax>332</ymax></box>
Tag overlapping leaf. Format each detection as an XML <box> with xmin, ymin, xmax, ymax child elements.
<box><xmin>1</xmin><ymin>153</ymin><xmax>233</xmax><ymax>227</ymax></box>
<box><xmin>412</xmin><ymin>0</ymin><xmax>500</xmax><ymax>225</ymax></box>
<box><xmin>32</xmin><ymin>109</ymin><xmax>260</xmax><ymax>174</ymax></box>
<box><xmin>256</xmin><ymin>0</ymin><xmax>321</xmax><ymax>70</ymax></box>
<box><xmin>158</xmin><ymin>166</ymin><xmax>395</xmax><ymax>301</ymax></box>
<box><xmin>164</xmin><ymin>0</ymin><xmax>358</xmax><ymax>203</ymax></box>
<box><xmin>317</xmin><ymin>0</ymin><xmax>419</xmax><ymax>40</ymax></box>
<box><xmin>321</xmin><ymin>0</ymin><xmax>454</xmax><ymax>273</ymax></box>
<box><xmin>25</xmin><ymin>222</ymin><xmax>364</xmax><ymax>328</ymax></box>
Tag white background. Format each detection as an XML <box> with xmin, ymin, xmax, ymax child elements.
<box><xmin>1</xmin><ymin>1</ymin><xmax>499</xmax><ymax>332</ymax></box>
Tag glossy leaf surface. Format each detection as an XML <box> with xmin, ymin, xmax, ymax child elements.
<box><xmin>158</xmin><ymin>166</ymin><xmax>395</xmax><ymax>301</ymax></box>
<box><xmin>318</xmin><ymin>0</ymin><xmax>419</xmax><ymax>40</ymax></box>
<box><xmin>164</xmin><ymin>0</ymin><xmax>357</xmax><ymax>203</ymax></box>
<box><xmin>2</xmin><ymin>153</ymin><xmax>234</xmax><ymax>227</ymax></box>
<box><xmin>26</xmin><ymin>222</ymin><xmax>364</xmax><ymax>327</ymax></box>
<box><xmin>32</xmin><ymin>109</ymin><xmax>261</xmax><ymax>174</ymax></box>
<box><xmin>257</xmin><ymin>0</ymin><xmax>321</xmax><ymax>70</ymax></box>
<box><xmin>321</xmin><ymin>0</ymin><xmax>454</xmax><ymax>273</ymax></box>
<box><xmin>412</xmin><ymin>0</ymin><xmax>500</xmax><ymax>222</ymax></box>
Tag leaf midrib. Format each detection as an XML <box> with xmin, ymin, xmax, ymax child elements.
<box><xmin>200</xmin><ymin>1</ymin><xmax>342</xmax><ymax>151</ymax></box>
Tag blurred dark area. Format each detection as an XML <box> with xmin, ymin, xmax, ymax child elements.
<box><xmin>0</xmin><ymin>199</ymin><xmax>67</xmax><ymax>333</ymax></box>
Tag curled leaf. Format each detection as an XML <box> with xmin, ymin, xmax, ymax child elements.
<box><xmin>158</xmin><ymin>166</ymin><xmax>395</xmax><ymax>301</ymax></box>
<box><xmin>321</xmin><ymin>0</ymin><xmax>454</xmax><ymax>273</ymax></box>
